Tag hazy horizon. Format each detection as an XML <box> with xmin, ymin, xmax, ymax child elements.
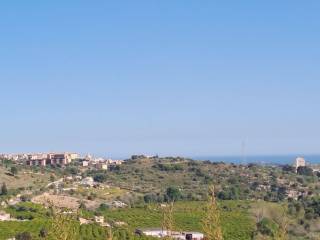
<box><xmin>1</xmin><ymin>1</ymin><xmax>320</xmax><ymax>157</ymax></box>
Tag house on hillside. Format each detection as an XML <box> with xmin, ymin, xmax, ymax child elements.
<box><xmin>0</xmin><ymin>211</ymin><xmax>11</xmax><ymax>221</ymax></box>
<box><xmin>96</xmin><ymin>163</ymin><xmax>108</xmax><ymax>170</ymax></box>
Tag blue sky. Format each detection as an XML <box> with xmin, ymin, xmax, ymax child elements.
<box><xmin>1</xmin><ymin>1</ymin><xmax>319</xmax><ymax>158</ymax></box>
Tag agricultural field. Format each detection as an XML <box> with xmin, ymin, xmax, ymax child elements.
<box><xmin>0</xmin><ymin>218</ymin><xmax>114</xmax><ymax>240</ymax></box>
<box><xmin>98</xmin><ymin>201</ymin><xmax>255</xmax><ymax>240</ymax></box>
<box><xmin>0</xmin><ymin>202</ymin><xmax>110</xmax><ymax>240</ymax></box>
<box><xmin>0</xmin><ymin>201</ymin><xmax>254</xmax><ymax>240</ymax></box>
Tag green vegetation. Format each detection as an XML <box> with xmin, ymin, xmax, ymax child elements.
<box><xmin>96</xmin><ymin>201</ymin><xmax>255</xmax><ymax>240</ymax></box>
<box><xmin>3</xmin><ymin>156</ymin><xmax>320</xmax><ymax>239</ymax></box>
<box><xmin>0</xmin><ymin>164</ymin><xmax>52</xmax><ymax>193</ymax></box>
<box><xmin>11</xmin><ymin>166</ymin><xmax>18</xmax><ymax>176</ymax></box>
<box><xmin>202</xmin><ymin>186</ymin><xmax>223</xmax><ymax>240</ymax></box>
<box><xmin>0</xmin><ymin>201</ymin><xmax>254</xmax><ymax>240</ymax></box>
<box><xmin>1</xmin><ymin>182</ymin><xmax>8</xmax><ymax>195</ymax></box>
<box><xmin>0</xmin><ymin>202</ymin><xmax>153</xmax><ymax>240</ymax></box>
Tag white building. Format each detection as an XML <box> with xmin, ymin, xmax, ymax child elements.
<box><xmin>112</xmin><ymin>201</ymin><xmax>128</xmax><ymax>208</ymax></box>
<box><xmin>0</xmin><ymin>211</ymin><xmax>11</xmax><ymax>221</ymax></box>
<box><xmin>136</xmin><ymin>229</ymin><xmax>204</xmax><ymax>240</ymax></box>
<box><xmin>295</xmin><ymin>157</ymin><xmax>306</xmax><ymax>171</ymax></box>
<box><xmin>82</xmin><ymin>161</ymin><xmax>89</xmax><ymax>167</ymax></box>
<box><xmin>94</xmin><ymin>216</ymin><xmax>104</xmax><ymax>224</ymax></box>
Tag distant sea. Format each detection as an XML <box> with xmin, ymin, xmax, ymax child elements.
<box><xmin>193</xmin><ymin>155</ymin><xmax>320</xmax><ymax>165</ymax></box>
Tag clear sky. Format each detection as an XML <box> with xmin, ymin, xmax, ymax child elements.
<box><xmin>1</xmin><ymin>1</ymin><xmax>319</xmax><ymax>158</ymax></box>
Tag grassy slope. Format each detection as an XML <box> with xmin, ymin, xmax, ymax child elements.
<box><xmin>0</xmin><ymin>166</ymin><xmax>50</xmax><ymax>190</ymax></box>
<box><xmin>102</xmin><ymin>158</ymin><xmax>239</xmax><ymax>197</ymax></box>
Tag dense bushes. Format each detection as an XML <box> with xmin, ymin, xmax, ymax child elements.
<box><xmin>257</xmin><ymin>218</ymin><xmax>278</xmax><ymax>237</ymax></box>
<box><xmin>297</xmin><ymin>166</ymin><xmax>314</xmax><ymax>176</ymax></box>
<box><xmin>154</xmin><ymin>163</ymin><xmax>183</xmax><ymax>171</ymax></box>
<box><xmin>93</xmin><ymin>173</ymin><xmax>107</xmax><ymax>183</ymax></box>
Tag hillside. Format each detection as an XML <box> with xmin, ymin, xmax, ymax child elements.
<box><xmin>86</xmin><ymin>157</ymin><xmax>275</xmax><ymax>201</ymax></box>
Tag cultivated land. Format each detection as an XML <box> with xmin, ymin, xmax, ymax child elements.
<box><xmin>0</xmin><ymin>201</ymin><xmax>254</xmax><ymax>240</ymax></box>
<box><xmin>1</xmin><ymin>156</ymin><xmax>320</xmax><ymax>239</ymax></box>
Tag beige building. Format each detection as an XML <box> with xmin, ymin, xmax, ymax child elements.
<box><xmin>96</xmin><ymin>163</ymin><xmax>108</xmax><ymax>170</ymax></box>
<box><xmin>26</xmin><ymin>153</ymin><xmax>77</xmax><ymax>166</ymax></box>
<box><xmin>69</xmin><ymin>153</ymin><xmax>79</xmax><ymax>160</ymax></box>
<box><xmin>295</xmin><ymin>157</ymin><xmax>306</xmax><ymax>171</ymax></box>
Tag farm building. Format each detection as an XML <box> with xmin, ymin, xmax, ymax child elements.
<box><xmin>135</xmin><ymin>228</ymin><xmax>204</xmax><ymax>240</ymax></box>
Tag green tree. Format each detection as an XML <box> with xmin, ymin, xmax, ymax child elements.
<box><xmin>166</xmin><ymin>187</ymin><xmax>181</xmax><ymax>202</ymax></box>
<box><xmin>257</xmin><ymin>218</ymin><xmax>278</xmax><ymax>237</ymax></box>
<box><xmin>15</xmin><ymin>232</ymin><xmax>32</xmax><ymax>240</ymax></box>
<box><xmin>94</xmin><ymin>173</ymin><xmax>107</xmax><ymax>183</ymax></box>
<box><xmin>297</xmin><ymin>166</ymin><xmax>314</xmax><ymax>176</ymax></box>
<box><xmin>1</xmin><ymin>182</ymin><xmax>8</xmax><ymax>195</ymax></box>
<box><xmin>10</xmin><ymin>166</ymin><xmax>18</xmax><ymax>176</ymax></box>
<box><xmin>39</xmin><ymin>227</ymin><xmax>48</xmax><ymax>238</ymax></box>
<box><xmin>50</xmin><ymin>174</ymin><xmax>56</xmax><ymax>182</ymax></box>
<box><xmin>79</xmin><ymin>201</ymin><xmax>86</xmax><ymax>210</ymax></box>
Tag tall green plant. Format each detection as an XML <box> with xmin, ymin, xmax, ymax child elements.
<box><xmin>161</xmin><ymin>202</ymin><xmax>175</xmax><ymax>239</ymax></box>
<box><xmin>202</xmin><ymin>186</ymin><xmax>223</xmax><ymax>240</ymax></box>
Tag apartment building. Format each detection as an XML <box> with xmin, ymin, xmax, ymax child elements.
<box><xmin>26</xmin><ymin>153</ymin><xmax>77</xmax><ymax>167</ymax></box>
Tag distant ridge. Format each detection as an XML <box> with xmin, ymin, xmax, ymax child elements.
<box><xmin>193</xmin><ymin>155</ymin><xmax>320</xmax><ymax>165</ymax></box>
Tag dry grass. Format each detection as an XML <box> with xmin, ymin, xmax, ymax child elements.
<box><xmin>32</xmin><ymin>193</ymin><xmax>100</xmax><ymax>210</ymax></box>
<box><xmin>75</xmin><ymin>186</ymin><xmax>128</xmax><ymax>200</ymax></box>
<box><xmin>0</xmin><ymin>167</ymin><xmax>50</xmax><ymax>190</ymax></box>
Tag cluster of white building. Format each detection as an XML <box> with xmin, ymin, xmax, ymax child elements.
<box><xmin>81</xmin><ymin>154</ymin><xmax>123</xmax><ymax>170</ymax></box>
<box><xmin>0</xmin><ymin>152</ymin><xmax>79</xmax><ymax>167</ymax></box>
<box><xmin>0</xmin><ymin>152</ymin><xmax>125</xmax><ymax>170</ymax></box>
<box><xmin>0</xmin><ymin>153</ymin><xmax>28</xmax><ymax>161</ymax></box>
